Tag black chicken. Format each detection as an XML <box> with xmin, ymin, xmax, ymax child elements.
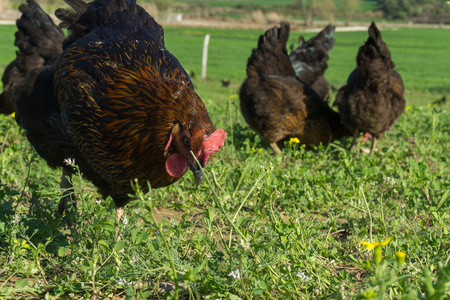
<box><xmin>334</xmin><ymin>22</ymin><xmax>405</xmax><ymax>154</ymax></box>
<box><xmin>12</xmin><ymin>0</ymin><xmax>226</xmax><ymax>228</ymax></box>
<box><xmin>240</xmin><ymin>23</ymin><xmax>350</xmax><ymax>154</ymax></box>
<box><xmin>432</xmin><ymin>96</ymin><xmax>446</xmax><ymax>106</ymax></box>
<box><xmin>289</xmin><ymin>25</ymin><xmax>336</xmax><ymax>101</ymax></box>
<box><xmin>0</xmin><ymin>0</ymin><xmax>65</xmax><ymax>114</ymax></box>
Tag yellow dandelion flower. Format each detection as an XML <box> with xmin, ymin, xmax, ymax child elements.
<box><xmin>289</xmin><ymin>137</ymin><xmax>300</xmax><ymax>144</ymax></box>
<box><xmin>406</xmin><ymin>106</ymin><xmax>411</xmax><ymax>110</ymax></box>
<box><xmin>361</xmin><ymin>241</ymin><xmax>380</xmax><ymax>250</ymax></box>
<box><xmin>380</xmin><ymin>236</ymin><xmax>393</xmax><ymax>246</ymax></box>
<box><xmin>11</xmin><ymin>112</ymin><xmax>15</xmax><ymax>119</ymax></box>
<box><xmin>396</xmin><ymin>251</ymin><xmax>406</xmax><ymax>265</ymax></box>
<box><xmin>362</xmin><ymin>237</ymin><xmax>393</xmax><ymax>250</ymax></box>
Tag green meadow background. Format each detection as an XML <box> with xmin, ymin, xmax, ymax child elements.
<box><xmin>0</xmin><ymin>21</ymin><xmax>449</xmax><ymax>299</ymax></box>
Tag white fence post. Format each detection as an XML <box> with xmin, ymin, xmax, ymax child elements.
<box><xmin>201</xmin><ymin>34</ymin><xmax>210</xmax><ymax>79</ymax></box>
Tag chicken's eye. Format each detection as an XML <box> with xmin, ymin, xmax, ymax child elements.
<box><xmin>183</xmin><ymin>136</ymin><xmax>190</xmax><ymax>146</ymax></box>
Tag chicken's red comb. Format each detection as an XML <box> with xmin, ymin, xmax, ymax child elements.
<box><xmin>200</xmin><ymin>129</ymin><xmax>227</xmax><ymax>166</ymax></box>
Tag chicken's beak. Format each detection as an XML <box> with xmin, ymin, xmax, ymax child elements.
<box><xmin>189</xmin><ymin>162</ymin><xmax>204</xmax><ymax>186</ymax></box>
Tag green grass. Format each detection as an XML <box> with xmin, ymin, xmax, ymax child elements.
<box><xmin>0</xmin><ymin>23</ymin><xmax>449</xmax><ymax>299</ymax></box>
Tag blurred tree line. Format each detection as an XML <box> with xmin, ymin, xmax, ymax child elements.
<box><xmin>291</xmin><ymin>0</ymin><xmax>449</xmax><ymax>24</ymax></box>
<box><xmin>378</xmin><ymin>0</ymin><xmax>450</xmax><ymax>22</ymax></box>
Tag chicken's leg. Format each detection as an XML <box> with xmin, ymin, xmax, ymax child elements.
<box><xmin>58</xmin><ymin>168</ymin><xmax>76</xmax><ymax>225</ymax></box>
<box><xmin>270</xmin><ymin>142</ymin><xmax>282</xmax><ymax>154</ymax></box>
<box><xmin>349</xmin><ymin>129</ymin><xmax>359</xmax><ymax>150</ymax></box>
<box><xmin>114</xmin><ymin>206</ymin><xmax>124</xmax><ymax>240</ymax></box>
<box><xmin>369</xmin><ymin>137</ymin><xmax>377</xmax><ymax>154</ymax></box>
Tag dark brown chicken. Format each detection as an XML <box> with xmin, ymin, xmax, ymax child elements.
<box><xmin>289</xmin><ymin>25</ymin><xmax>336</xmax><ymax>101</ymax></box>
<box><xmin>240</xmin><ymin>22</ymin><xmax>349</xmax><ymax>154</ymax></box>
<box><xmin>333</xmin><ymin>22</ymin><xmax>405</xmax><ymax>153</ymax></box>
<box><xmin>0</xmin><ymin>0</ymin><xmax>65</xmax><ymax>114</ymax></box>
<box><xmin>12</xmin><ymin>0</ymin><xmax>226</xmax><ymax>225</ymax></box>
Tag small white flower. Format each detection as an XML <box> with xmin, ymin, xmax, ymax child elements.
<box><xmin>296</xmin><ymin>270</ymin><xmax>308</xmax><ymax>280</ymax></box>
<box><xmin>383</xmin><ymin>177</ymin><xmax>396</xmax><ymax>187</ymax></box>
<box><xmin>73</xmin><ymin>257</ymin><xmax>85</xmax><ymax>266</ymax></box>
<box><xmin>34</xmin><ymin>279</ymin><xmax>43</xmax><ymax>288</ymax></box>
<box><xmin>340</xmin><ymin>283</ymin><xmax>346</xmax><ymax>299</ymax></box>
<box><xmin>11</xmin><ymin>213</ymin><xmax>21</xmax><ymax>224</ymax></box>
<box><xmin>63</xmin><ymin>158</ymin><xmax>76</xmax><ymax>167</ymax></box>
<box><xmin>116</xmin><ymin>277</ymin><xmax>127</xmax><ymax>285</ymax></box>
<box><xmin>228</xmin><ymin>269</ymin><xmax>241</xmax><ymax>280</ymax></box>
<box><xmin>95</xmin><ymin>199</ymin><xmax>101</xmax><ymax>205</ymax></box>
<box><xmin>122</xmin><ymin>215</ymin><xmax>129</xmax><ymax>225</ymax></box>
<box><xmin>272</xmin><ymin>185</ymin><xmax>277</xmax><ymax>190</ymax></box>
<box><xmin>205</xmin><ymin>252</ymin><xmax>212</xmax><ymax>258</ymax></box>
<box><xmin>239</xmin><ymin>238</ymin><xmax>251</xmax><ymax>251</ymax></box>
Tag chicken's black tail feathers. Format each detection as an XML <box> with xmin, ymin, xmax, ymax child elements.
<box><xmin>57</xmin><ymin>0</ymin><xmax>164</xmax><ymax>49</ymax></box>
<box><xmin>361</xmin><ymin>22</ymin><xmax>394</xmax><ymax>69</ymax></box>
<box><xmin>289</xmin><ymin>24</ymin><xmax>335</xmax><ymax>80</ymax></box>
<box><xmin>246</xmin><ymin>22</ymin><xmax>295</xmax><ymax>78</ymax></box>
<box><xmin>0</xmin><ymin>0</ymin><xmax>64</xmax><ymax>114</ymax></box>
<box><xmin>16</xmin><ymin>0</ymin><xmax>65</xmax><ymax>65</ymax></box>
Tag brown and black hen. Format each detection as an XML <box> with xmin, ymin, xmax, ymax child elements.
<box><xmin>333</xmin><ymin>22</ymin><xmax>405</xmax><ymax>154</ymax></box>
<box><xmin>12</xmin><ymin>0</ymin><xmax>226</xmax><ymax>226</ymax></box>
<box><xmin>0</xmin><ymin>0</ymin><xmax>65</xmax><ymax>114</ymax></box>
<box><xmin>240</xmin><ymin>22</ymin><xmax>349</xmax><ymax>154</ymax></box>
<box><xmin>289</xmin><ymin>24</ymin><xmax>336</xmax><ymax>101</ymax></box>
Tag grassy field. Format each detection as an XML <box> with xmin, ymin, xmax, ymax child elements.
<box><xmin>0</xmin><ymin>22</ymin><xmax>449</xmax><ymax>299</ymax></box>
